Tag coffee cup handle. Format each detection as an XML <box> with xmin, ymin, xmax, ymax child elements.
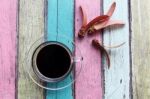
<box><xmin>73</xmin><ymin>57</ymin><xmax>83</xmax><ymax>63</ymax></box>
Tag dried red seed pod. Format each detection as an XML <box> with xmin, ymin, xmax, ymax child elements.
<box><xmin>78</xmin><ymin>6</ymin><xmax>88</xmax><ymax>38</ymax></box>
<box><xmin>87</xmin><ymin>2</ymin><xmax>121</xmax><ymax>35</ymax></box>
<box><xmin>87</xmin><ymin>20</ymin><xmax>124</xmax><ymax>34</ymax></box>
<box><xmin>78</xmin><ymin>28</ymin><xmax>86</xmax><ymax>38</ymax></box>
<box><xmin>92</xmin><ymin>39</ymin><xmax>110</xmax><ymax>68</ymax></box>
<box><xmin>87</xmin><ymin>26</ymin><xmax>97</xmax><ymax>35</ymax></box>
<box><xmin>107</xmin><ymin>2</ymin><xmax>116</xmax><ymax>17</ymax></box>
<box><xmin>78</xmin><ymin>2</ymin><xmax>118</xmax><ymax>37</ymax></box>
<box><xmin>78</xmin><ymin>6</ymin><xmax>109</xmax><ymax>38</ymax></box>
<box><xmin>86</xmin><ymin>15</ymin><xmax>109</xmax><ymax>29</ymax></box>
<box><xmin>79</xmin><ymin>6</ymin><xmax>87</xmax><ymax>27</ymax></box>
<box><xmin>78</xmin><ymin>15</ymin><xmax>109</xmax><ymax>37</ymax></box>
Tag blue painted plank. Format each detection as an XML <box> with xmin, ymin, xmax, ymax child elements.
<box><xmin>47</xmin><ymin>0</ymin><xmax>57</xmax><ymax>41</ymax></box>
<box><xmin>46</xmin><ymin>0</ymin><xmax>74</xmax><ymax>99</ymax></box>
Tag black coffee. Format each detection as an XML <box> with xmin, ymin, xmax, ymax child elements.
<box><xmin>35</xmin><ymin>42</ymin><xmax>71</xmax><ymax>78</ymax></box>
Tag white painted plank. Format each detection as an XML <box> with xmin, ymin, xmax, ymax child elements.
<box><xmin>18</xmin><ymin>0</ymin><xmax>45</xmax><ymax>98</ymax></box>
<box><xmin>131</xmin><ymin>0</ymin><xmax>150</xmax><ymax>98</ymax></box>
<box><xmin>103</xmin><ymin>0</ymin><xmax>130</xmax><ymax>99</ymax></box>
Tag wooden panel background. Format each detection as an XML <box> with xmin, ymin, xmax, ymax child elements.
<box><xmin>18</xmin><ymin>0</ymin><xmax>45</xmax><ymax>98</ymax></box>
<box><xmin>1</xmin><ymin>0</ymin><xmax>150</xmax><ymax>99</ymax></box>
<box><xmin>75</xmin><ymin>0</ymin><xmax>103</xmax><ymax>99</ymax></box>
<box><xmin>46</xmin><ymin>0</ymin><xmax>74</xmax><ymax>99</ymax></box>
<box><xmin>103</xmin><ymin>0</ymin><xmax>130</xmax><ymax>99</ymax></box>
<box><xmin>0</xmin><ymin>0</ymin><xmax>17</xmax><ymax>99</ymax></box>
<box><xmin>131</xmin><ymin>0</ymin><xmax>150</xmax><ymax>99</ymax></box>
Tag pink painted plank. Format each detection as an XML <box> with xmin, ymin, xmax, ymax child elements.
<box><xmin>0</xmin><ymin>0</ymin><xmax>17</xmax><ymax>99</ymax></box>
<box><xmin>75</xmin><ymin>0</ymin><xmax>103</xmax><ymax>99</ymax></box>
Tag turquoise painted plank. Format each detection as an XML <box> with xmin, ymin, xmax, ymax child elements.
<box><xmin>46</xmin><ymin>0</ymin><xmax>74</xmax><ymax>99</ymax></box>
<box><xmin>47</xmin><ymin>0</ymin><xmax>57</xmax><ymax>41</ymax></box>
<box><xmin>103</xmin><ymin>0</ymin><xmax>130</xmax><ymax>99</ymax></box>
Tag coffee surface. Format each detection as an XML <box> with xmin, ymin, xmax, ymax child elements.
<box><xmin>36</xmin><ymin>43</ymin><xmax>71</xmax><ymax>78</ymax></box>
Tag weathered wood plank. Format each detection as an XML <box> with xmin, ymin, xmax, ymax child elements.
<box><xmin>75</xmin><ymin>0</ymin><xmax>103</xmax><ymax>99</ymax></box>
<box><xmin>0</xmin><ymin>0</ymin><xmax>17</xmax><ymax>98</ymax></box>
<box><xmin>131</xmin><ymin>0</ymin><xmax>150</xmax><ymax>98</ymax></box>
<box><xmin>103</xmin><ymin>0</ymin><xmax>130</xmax><ymax>99</ymax></box>
<box><xmin>46</xmin><ymin>0</ymin><xmax>74</xmax><ymax>99</ymax></box>
<box><xmin>18</xmin><ymin>0</ymin><xmax>45</xmax><ymax>98</ymax></box>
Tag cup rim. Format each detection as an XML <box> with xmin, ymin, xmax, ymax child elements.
<box><xmin>32</xmin><ymin>41</ymin><xmax>74</xmax><ymax>83</ymax></box>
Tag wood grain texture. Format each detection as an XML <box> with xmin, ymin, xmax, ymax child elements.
<box><xmin>75</xmin><ymin>0</ymin><xmax>103</xmax><ymax>99</ymax></box>
<box><xmin>18</xmin><ymin>0</ymin><xmax>45</xmax><ymax>98</ymax></box>
<box><xmin>131</xmin><ymin>0</ymin><xmax>150</xmax><ymax>98</ymax></box>
<box><xmin>103</xmin><ymin>0</ymin><xmax>130</xmax><ymax>99</ymax></box>
<box><xmin>0</xmin><ymin>0</ymin><xmax>17</xmax><ymax>99</ymax></box>
<box><xmin>46</xmin><ymin>0</ymin><xmax>74</xmax><ymax>99</ymax></box>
